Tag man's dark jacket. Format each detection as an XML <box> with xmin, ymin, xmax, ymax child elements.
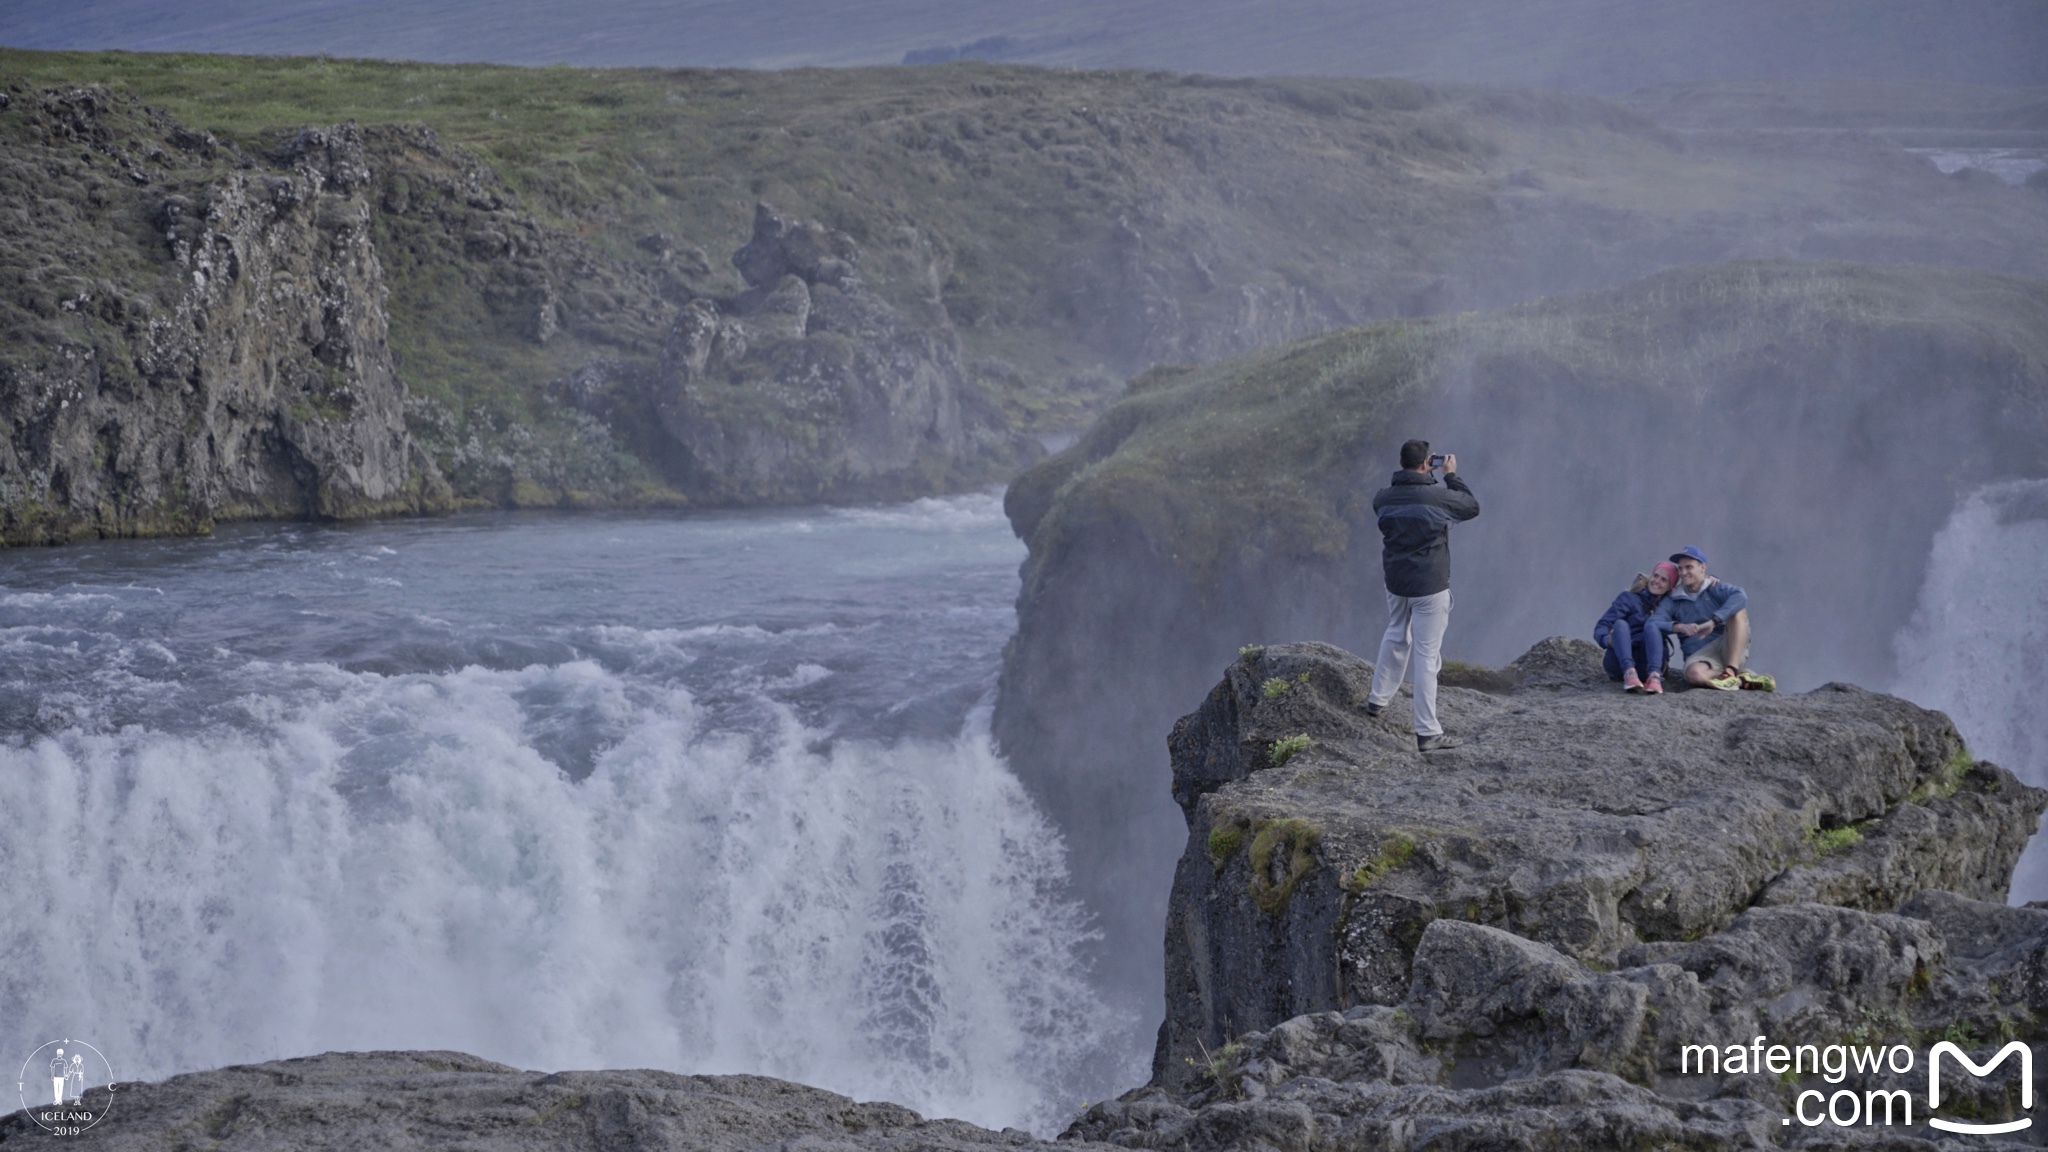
<box><xmin>1372</xmin><ymin>470</ymin><xmax>1480</xmax><ymax>598</ymax></box>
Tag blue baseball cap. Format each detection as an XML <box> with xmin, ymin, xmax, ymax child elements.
<box><xmin>1669</xmin><ymin>545</ymin><xmax>1708</xmax><ymax>565</ymax></box>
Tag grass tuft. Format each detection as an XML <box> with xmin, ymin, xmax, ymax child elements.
<box><xmin>1346</xmin><ymin>834</ymin><xmax>1417</xmax><ymax>891</ymax></box>
<box><xmin>1267</xmin><ymin>733</ymin><xmax>1311</xmax><ymax>766</ymax></box>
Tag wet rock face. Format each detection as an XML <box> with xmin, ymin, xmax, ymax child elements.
<box><xmin>0</xmin><ymin>1050</ymin><xmax>1097</xmax><ymax>1151</ymax></box>
<box><xmin>1155</xmin><ymin>640</ymin><xmax>2046</xmax><ymax>1096</ymax></box>
<box><xmin>643</xmin><ymin>202</ymin><xmax>1037</xmax><ymax>503</ymax></box>
<box><xmin>0</xmin><ymin>90</ymin><xmax>446</xmax><ymax>542</ymax></box>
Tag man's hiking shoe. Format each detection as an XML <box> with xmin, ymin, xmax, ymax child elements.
<box><xmin>1737</xmin><ymin>669</ymin><xmax>1776</xmax><ymax>692</ymax></box>
<box><xmin>1417</xmin><ymin>733</ymin><xmax>1464</xmax><ymax>752</ymax></box>
<box><xmin>1621</xmin><ymin>669</ymin><xmax>1644</xmax><ymax>693</ymax></box>
<box><xmin>1364</xmin><ymin>701</ymin><xmax>1384</xmax><ymax>718</ymax></box>
<box><xmin>1643</xmin><ymin>673</ymin><xmax>1664</xmax><ymax>695</ymax></box>
<box><xmin>1706</xmin><ymin>670</ymin><xmax>1743</xmax><ymax>691</ymax></box>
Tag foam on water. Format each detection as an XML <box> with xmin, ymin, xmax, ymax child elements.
<box><xmin>1893</xmin><ymin>480</ymin><xmax>2048</xmax><ymax>901</ymax></box>
<box><xmin>0</xmin><ymin>495</ymin><xmax>1138</xmax><ymax>1134</ymax></box>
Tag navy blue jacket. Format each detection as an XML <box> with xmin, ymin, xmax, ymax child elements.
<box><xmin>1594</xmin><ymin>587</ymin><xmax>1661</xmax><ymax>651</ymax></box>
<box><xmin>1372</xmin><ymin>470</ymin><xmax>1480</xmax><ymax>598</ymax></box>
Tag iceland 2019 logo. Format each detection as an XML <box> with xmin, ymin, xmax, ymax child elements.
<box><xmin>15</xmin><ymin>1039</ymin><xmax>116</xmax><ymax>1136</ymax></box>
<box><xmin>1929</xmin><ymin>1040</ymin><xmax>2031</xmax><ymax>1135</ymax></box>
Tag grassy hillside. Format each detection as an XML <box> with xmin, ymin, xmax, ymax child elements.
<box><xmin>5</xmin><ymin>49</ymin><xmax>2047</xmax><ymax>511</ymax></box>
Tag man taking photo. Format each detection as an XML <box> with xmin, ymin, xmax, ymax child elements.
<box><xmin>1363</xmin><ymin>440</ymin><xmax>1479</xmax><ymax>751</ymax></box>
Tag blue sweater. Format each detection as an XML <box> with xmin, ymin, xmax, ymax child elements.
<box><xmin>1593</xmin><ymin>587</ymin><xmax>1660</xmax><ymax>651</ymax></box>
<box><xmin>1652</xmin><ymin>578</ymin><xmax>1748</xmax><ymax>656</ymax></box>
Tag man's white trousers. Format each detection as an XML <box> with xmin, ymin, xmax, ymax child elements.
<box><xmin>1366</xmin><ymin>588</ymin><xmax>1452</xmax><ymax>737</ymax></box>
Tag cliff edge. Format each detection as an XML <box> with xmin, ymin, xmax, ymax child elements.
<box><xmin>1095</xmin><ymin>638</ymin><xmax>2048</xmax><ymax>1147</ymax></box>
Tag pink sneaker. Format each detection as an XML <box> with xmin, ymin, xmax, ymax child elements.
<box><xmin>1643</xmin><ymin>673</ymin><xmax>1664</xmax><ymax>695</ymax></box>
<box><xmin>1622</xmin><ymin>668</ymin><xmax>1644</xmax><ymax>693</ymax></box>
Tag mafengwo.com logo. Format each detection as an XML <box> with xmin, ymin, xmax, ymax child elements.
<box><xmin>1681</xmin><ymin>1035</ymin><xmax>2033</xmax><ymax>1134</ymax></box>
<box><xmin>15</xmin><ymin>1039</ymin><xmax>116</xmax><ymax>1136</ymax></box>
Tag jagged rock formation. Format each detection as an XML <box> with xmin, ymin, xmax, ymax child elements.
<box><xmin>1156</xmin><ymin>639</ymin><xmax>2045</xmax><ymax>1083</ymax></box>
<box><xmin>1075</xmin><ymin>897</ymin><xmax>2048</xmax><ymax>1148</ymax></box>
<box><xmin>630</xmin><ymin>203</ymin><xmax>1039</xmax><ymax>502</ymax></box>
<box><xmin>1053</xmin><ymin>638</ymin><xmax>2048</xmax><ymax>1148</ymax></box>
<box><xmin>0</xmin><ymin>1051</ymin><xmax>1107</xmax><ymax>1150</ymax></box>
<box><xmin>0</xmin><ymin>87</ymin><xmax>447</xmax><ymax>542</ymax></box>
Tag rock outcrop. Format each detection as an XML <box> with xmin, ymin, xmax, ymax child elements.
<box><xmin>1055</xmin><ymin>638</ymin><xmax>2048</xmax><ymax>1148</ymax></box>
<box><xmin>0</xmin><ymin>88</ymin><xmax>447</xmax><ymax>542</ymax></box>
<box><xmin>991</xmin><ymin>260</ymin><xmax>2048</xmax><ymax>1029</ymax></box>
<box><xmin>0</xmin><ymin>1050</ymin><xmax>1108</xmax><ymax>1151</ymax></box>
<box><xmin>1157</xmin><ymin>639</ymin><xmax>2045</xmax><ymax>1083</ymax></box>
<box><xmin>628</xmin><ymin>203</ymin><xmax>1039</xmax><ymax>502</ymax></box>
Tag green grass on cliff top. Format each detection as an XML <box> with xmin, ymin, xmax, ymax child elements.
<box><xmin>1008</xmin><ymin>260</ymin><xmax>2048</xmax><ymax>588</ymax></box>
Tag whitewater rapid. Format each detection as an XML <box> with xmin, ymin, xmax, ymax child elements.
<box><xmin>0</xmin><ymin>494</ymin><xmax>1136</xmax><ymax>1134</ymax></box>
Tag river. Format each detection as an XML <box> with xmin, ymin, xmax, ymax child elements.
<box><xmin>0</xmin><ymin>492</ymin><xmax>1138</xmax><ymax>1134</ymax></box>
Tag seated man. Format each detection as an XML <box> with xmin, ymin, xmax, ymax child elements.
<box><xmin>1650</xmin><ymin>546</ymin><xmax>1771</xmax><ymax>690</ymax></box>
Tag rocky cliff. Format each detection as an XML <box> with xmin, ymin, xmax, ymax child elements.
<box><xmin>0</xmin><ymin>81</ymin><xmax>1034</xmax><ymax>534</ymax></box>
<box><xmin>993</xmin><ymin>260</ymin><xmax>2048</xmax><ymax>1018</ymax></box>
<box><xmin>1153</xmin><ymin>640</ymin><xmax>2045</xmax><ymax>1082</ymax></box>
<box><xmin>0</xmin><ymin>87</ymin><xmax>447</xmax><ymax>543</ymax></box>
<box><xmin>571</xmin><ymin>202</ymin><xmax>1040</xmax><ymax>502</ymax></box>
<box><xmin>1058</xmin><ymin>638</ymin><xmax>2048</xmax><ymax>1148</ymax></box>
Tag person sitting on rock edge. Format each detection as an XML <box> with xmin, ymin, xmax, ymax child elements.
<box><xmin>1363</xmin><ymin>439</ymin><xmax>1480</xmax><ymax>751</ymax></box>
<box><xmin>1650</xmin><ymin>546</ymin><xmax>1773</xmax><ymax>691</ymax></box>
<box><xmin>1595</xmin><ymin>560</ymin><xmax>1676</xmax><ymax>694</ymax></box>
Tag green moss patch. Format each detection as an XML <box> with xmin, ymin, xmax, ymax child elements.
<box><xmin>1247</xmin><ymin>817</ymin><xmax>1322</xmax><ymax>914</ymax></box>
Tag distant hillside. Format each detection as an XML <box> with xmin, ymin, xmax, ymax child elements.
<box><xmin>5</xmin><ymin>0</ymin><xmax>2045</xmax><ymax>92</ymax></box>
<box><xmin>4</xmin><ymin>49</ymin><xmax>2048</xmax><ymax>533</ymax></box>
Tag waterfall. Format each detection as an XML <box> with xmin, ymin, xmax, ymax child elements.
<box><xmin>1893</xmin><ymin>480</ymin><xmax>2048</xmax><ymax>901</ymax></box>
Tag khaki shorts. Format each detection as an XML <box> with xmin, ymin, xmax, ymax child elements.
<box><xmin>1677</xmin><ymin>632</ymin><xmax>1749</xmax><ymax>676</ymax></box>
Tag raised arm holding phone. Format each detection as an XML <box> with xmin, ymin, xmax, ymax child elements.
<box><xmin>1362</xmin><ymin>439</ymin><xmax>1479</xmax><ymax>751</ymax></box>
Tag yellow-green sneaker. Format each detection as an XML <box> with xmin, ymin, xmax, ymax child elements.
<box><xmin>1737</xmin><ymin>669</ymin><xmax>1776</xmax><ymax>692</ymax></box>
<box><xmin>1706</xmin><ymin>669</ymin><xmax>1742</xmax><ymax>691</ymax></box>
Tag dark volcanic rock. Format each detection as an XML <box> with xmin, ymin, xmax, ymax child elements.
<box><xmin>1155</xmin><ymin>639</ymin><xmax>2045</xmax><ymax>1091</ymax></box>
<box><xmin>643</xmin><ymin>203</ymin><xmax>1039</xmax><ymax>502</ymax></box>
<box><xmin>1078</xmin><ymin>900</ymin><xmax>2048</xmax><ymax>1147</ymax></box>
<box><xmin>1</xmin><ymin>1051</ymin><xmax>1106</xmax><ymax>1151</ymax></box>
<box><xmin>0</xmin><ymin>91</ymin><xmax>448</xmax><ymax>542</ymax></box>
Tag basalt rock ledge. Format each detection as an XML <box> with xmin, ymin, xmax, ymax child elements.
<box><xmin>1093</xmin><ymin>637</ymin><xmax>2048</xmax><ymax>1150</ymax></box>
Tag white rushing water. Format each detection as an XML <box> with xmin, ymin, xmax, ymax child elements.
<box><xmin>1893</xmin><ymin>480</ymin><xmax>2048</xmax><ymax>902</ymax></box>
<box><xmin>0</xmin><ymin>494</ymin><xmax>1136</xmax><ymax>1133</ymax></box>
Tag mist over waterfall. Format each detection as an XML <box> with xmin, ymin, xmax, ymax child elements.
<box><xmin>1894</xmin><ymin>481</ymin><xmax>2048</xmax><ymax>902</ymax></box>
<box><xmin>0</xmin><ymin>496</ymin><xmax>1137</xmax><ymax>1135</ymax></box>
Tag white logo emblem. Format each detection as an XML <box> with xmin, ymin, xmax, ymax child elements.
<box><xmin>15</xmin><ymin>1039</ymin><xmax>116</xmax><ymax>1134</ymax></box>
<box><xmin>1928</xmin><ymin>1040</ymin><xmax>2032</xmax><ymax>1135</ymax></box>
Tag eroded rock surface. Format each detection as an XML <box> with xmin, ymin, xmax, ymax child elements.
<box><xmin>0</xmin><ymin>1051</ymin><xmax>1106</xmax><ymax>1151</ymax></box>
<box><xmin>1155</xmin><ymin>639</ymin><xmax>2046</xmax><ymax>1118</ymax></box>
<box><xmin>635</xmin><ymin>202</ymin><xmax>1039</xmax><ymax>502</ymax></box>
<box><xmin>0</xmin><ymin>89</ymin><xmax>447</xmax><ymax>541</ymax></box>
